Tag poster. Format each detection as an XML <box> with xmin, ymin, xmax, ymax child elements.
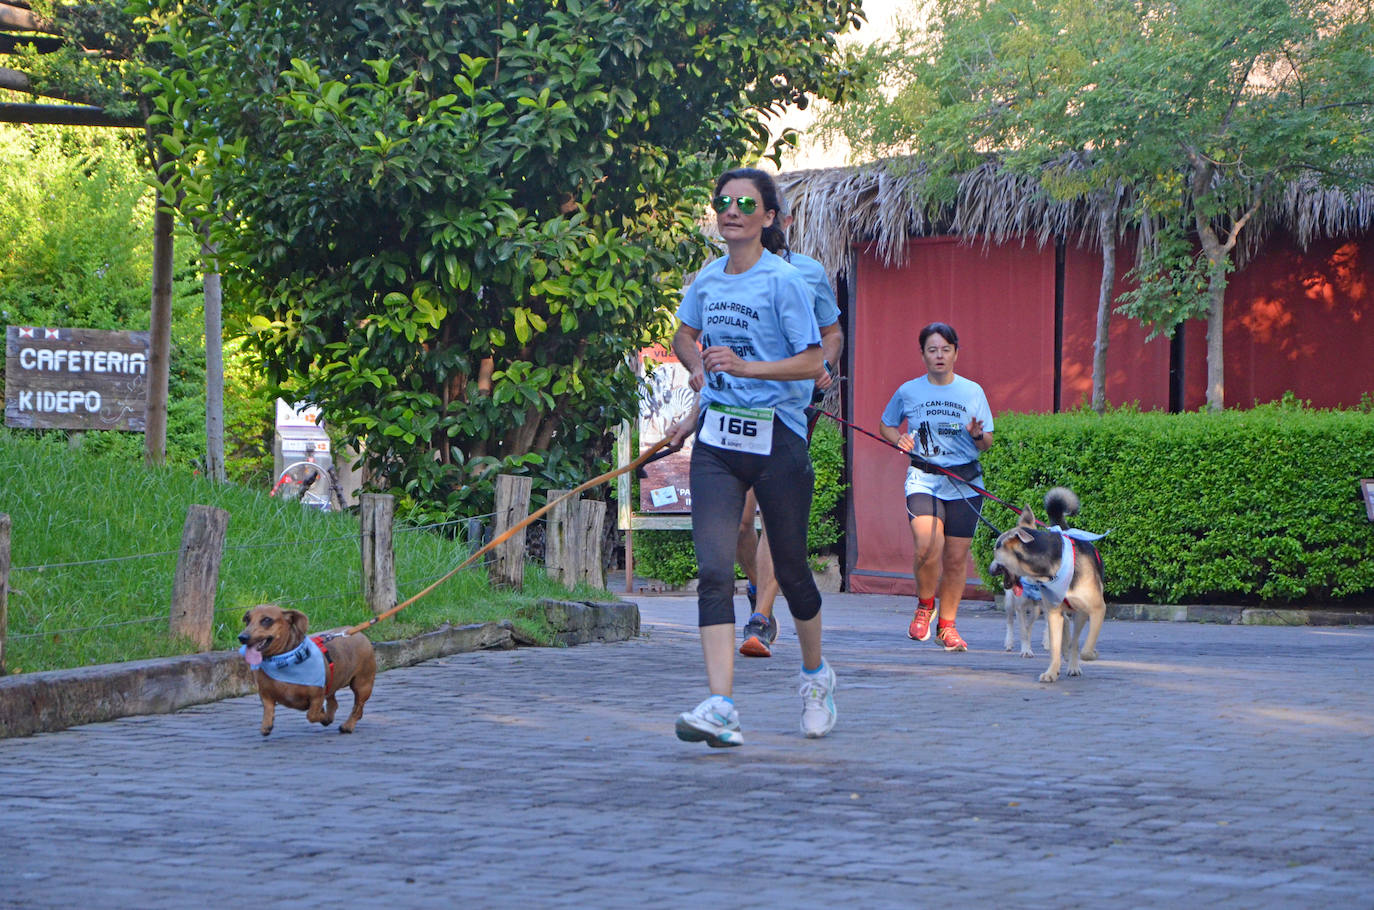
<box><xmin>638</xmin><ymin>344</ymin><xmax>695</xmax><ymax>513</ymax></box>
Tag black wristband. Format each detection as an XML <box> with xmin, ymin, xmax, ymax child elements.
<box><xmin>971</xmin><ymin>433</ymin><xmax>985</xmax><ymax>441</ymax></box>
<box><xmin>823</xmin><ymin>360</ymin><xmax>833</xmax><ymax>374</ymax></box>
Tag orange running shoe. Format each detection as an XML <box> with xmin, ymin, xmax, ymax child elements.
<box><xmin>936</xmin><ymin>624</ymin><xmax>968</xmax><ymax>652</ymax></box>
<box><xmin>908</xmin><ymin>602</ymin><xmax>936</xmax><ymax>641</ymax></box>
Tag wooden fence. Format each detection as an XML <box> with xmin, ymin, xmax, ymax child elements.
<box><xmin>0</xmin><ymin>477</ymin><xmax>609</xmax><ymax>672</ymax></box>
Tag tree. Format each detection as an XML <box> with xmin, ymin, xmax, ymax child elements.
<box><xmin>1111</xmin><ymin>0</ymin><xmax>1374</xmax><ymax>410</ymax></box>
<box><xmin>820</xmin><ymin>0</ymin><xmax>1374</xmax><ymax>411</ymax></box>
<box><xmin>143</xmin><ymin>0</ymin><xmax>864</xmax><ymax>516</ymax></box>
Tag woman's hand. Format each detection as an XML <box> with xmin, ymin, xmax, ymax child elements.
<box><xmin>896</xmin><ymin>433</ymin><xmax>915</xmax><ymax>453</ymax></box>
<box><xmin>967</xmin><ymin>417</ymin><xmax>984</xmax><ymax>439</ymax></box>
<box><xmin>666</xmin><ymin>404</ymin><xmax>699</xmax><ymax>448</ymax></box>
<box><xmin>701</xmin><ymin>344</ymin><xmax>745</xmax><ymax>377</ymax></box>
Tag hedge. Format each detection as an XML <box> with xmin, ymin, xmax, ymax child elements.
<box><xmin>969</xmin><ymin>401</ymin><xmax>1374</xmax><ymax>604</ymax></box>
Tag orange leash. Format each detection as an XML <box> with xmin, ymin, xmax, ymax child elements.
<box><xmin>338</xmin><ymin>435</ymin><xmax>679</xmax><ymax>638</ymax></box>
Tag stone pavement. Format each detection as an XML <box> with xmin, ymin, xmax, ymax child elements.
<box><xmin>2</xmin><ymin>593</ymin><xmax>1372</xmax><ymax>909</ymax></box>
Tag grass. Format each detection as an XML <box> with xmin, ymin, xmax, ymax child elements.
<box><xmin>0</xmin><ymin>430</ymin><xmax>615</xmax><ymax>674</ymax></box>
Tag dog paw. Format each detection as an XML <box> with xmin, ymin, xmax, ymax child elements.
<box><xmin>339</xmin><ymin>724</ymin><xmax>356</xmax><ymax>734</ymax></box>
<box><xmin>1081</xmin><ymin>649</ymin><xmax>1098</xmax><ymax>661</ymax></box>
<box><xmin>1038</xmin><ymin>670</ymin><xmax>1059</xmax><ymax>683</ymax></box>
<box><xmin>260</xmin><ymin>726</ymin><xmax>273</xmax><ymax>736</ymax></box>
<box><xmin>1020</xmin><ymin>648</ymin><xmax>1035</xmax><ymax>658</ymax></box>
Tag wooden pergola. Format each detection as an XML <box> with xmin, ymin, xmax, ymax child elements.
<box><xmin>0</xmin><ymin>0</ymin><xmax>185</xmax><ymax>470</ymax></box>
<box><xmin>0</xmin><ymin>0</ymin><xmax>141</xmax><ymax>127</ymax></box>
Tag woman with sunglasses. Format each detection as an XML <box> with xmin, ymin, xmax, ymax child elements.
<box><xmin>665</xmin><ymin>167</ymin><xmax>836</xmax><ymax>747</ymax></box>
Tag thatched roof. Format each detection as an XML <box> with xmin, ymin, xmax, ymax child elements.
<box><xmin>777</xmin><ymin>158</ymin><xmax>1374</xmax><ymax>280</ymax></box>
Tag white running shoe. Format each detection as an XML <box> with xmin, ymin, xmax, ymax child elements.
<box><xmin>675</xmin><ymin>695</ymin><xmax>743</xmax><ymax>748</ymax></box>
<box><xmin>798</xmin><ymin>660</ymin><xmax>837</xmax><ymax>738</ymax></box>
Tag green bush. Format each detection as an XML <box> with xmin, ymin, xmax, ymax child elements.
<box><xmin>970</xmin><ymin>402</ymin><xmax>1374</xmax><ymax>604</ymax></box>
<box><xmin>632</xmin><ymin>528</ymin><xmax>699</xmax><ymax>587</ymax></box>
<box><xmin>631</xmin><ymin>421</ymin><xmax>849</xmax><ymax>586</ymax></box>
<box><xmin>0</xmin><ymin>124</ymin><xmax>276</xmax><ymax>480</ymax></box>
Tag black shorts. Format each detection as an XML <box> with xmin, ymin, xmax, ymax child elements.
<box><xmin>905</xmin><ymin>492</ymin><xmax>984</xmax><ymax>539</ymax></box>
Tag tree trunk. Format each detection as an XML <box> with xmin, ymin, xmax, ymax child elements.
<box><xmin>1092</xmin><ymin>199</ymin><xmax>1118</xmax><ymax>415</ymax></box>
<box><xmin>203</xmin><ymin>241</ymin><xmax>226</xmax><ymax>482</ymax></box>
<box><xmin>1204</xmin><ymin>267</ymin><xmax>1226</xmax><ymax>411</ymax></box>
<box><xmin>144</xmin><ymin>187</ymin><xmax>173</xmax><ymax>466</ymax></box>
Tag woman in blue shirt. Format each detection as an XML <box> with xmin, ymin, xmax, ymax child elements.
<box><xmin>880</xmin><ymin>322</ymin><xmax>994</xmax><ymax>652</ymax></box>
<box><xmin>665</xmin><ymin>167</ymin><xmax>837</xmax><ymax>747</ymax></box>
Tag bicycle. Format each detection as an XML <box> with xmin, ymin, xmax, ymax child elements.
<box><xmin>270</xmin><ymin>459</ymin><xmax>342</xmax><ymax>511</ymax></box>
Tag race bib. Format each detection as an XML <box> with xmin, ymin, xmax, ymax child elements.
<box><xmin>699</xmin><ymin>404</ymin><xmax>774</xmax><ymax>455</ymax></box>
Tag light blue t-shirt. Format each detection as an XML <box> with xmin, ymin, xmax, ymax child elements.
<box><xmin>786</xmin><ymin>252</ymin><xmax>840</xmax><ymax>329</ymax></box>
<box><xmin>881</xmin><ymin>374</ymin><xmax>994</xmax><ymax>499</ymax></box>
<box><xmin>677</xmin><ymin>249</ymin><xmax>821</xmax><ymax>439</ymax></box>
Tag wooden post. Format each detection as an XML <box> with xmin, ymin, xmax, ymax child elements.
<box><xmin>168</xmin><ymin>505</ymin><xmax>229</xmax><ymax>651</ymax></box>
<box><xmin>492</xmin><ymin>474</ymin><xmax>532</xmax><ymax>589</ymax></box>
<box><xmin>616</xmin><ymin>420</ymin><xmax>634</xmax><ymax>593</ymax></box>
<box><xmin>360</xmin><ymin>493</ymin><xmax>397</xmax><ymax>615</ymax></box>
<box><xmin>624</xmin><ymin>522</ymin><xmax>635</xmax><ymax>594</ymax></box>
<box><xmin>576</xmin><ymin>498</ymin><xmax>606</xmax><ymax>589</ymax></box>
<box><xmin>0</xmin><ymin>513</ymin><xmax>10</xmax><ymax>675</ymax></box>
<box><xmin>544</xmin><ymin>488</ymin><xmax>574</xmax><ymax>587</ymax></box>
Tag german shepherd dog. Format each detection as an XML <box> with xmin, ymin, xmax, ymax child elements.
<box><xmin>989</xmin><ymin>488</ymin><xmax>1106</xmax><ymax>683</ymax></box>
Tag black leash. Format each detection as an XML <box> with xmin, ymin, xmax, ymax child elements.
<box><xmin>804</xmin><ymin>406</ymin><xmax>1014</xmax><ymax>536</ymax></box>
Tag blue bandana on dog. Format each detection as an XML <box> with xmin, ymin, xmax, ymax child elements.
<box><xmin>1019</xmin><ymin>527</ymin><xmax>1106</xmax><ymax>604</ymax></box>
<box><xmin>240</xmin><ymin>636</ymin><xmax>327</xmax><ymax>687</ymax></box>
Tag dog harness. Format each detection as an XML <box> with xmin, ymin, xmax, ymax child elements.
<box><xmin>1019</xmin><ymin>527</ymin><xmax>1106</xmax><ymax>604</ymax></box>
<box><xmin>240</xmin><ymin>635</ymin><xmax>335</xmax><ymax>689</ymax></box>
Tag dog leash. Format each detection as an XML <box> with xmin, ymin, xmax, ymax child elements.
<box><xmin>320</xmin><ymin>435</ymin><xmax>682</xmax><ymax>642</ymax></box>
<box><xmin>804</xmin><ymin>407</ymin><xmax>1018</xmax><ymax>536</ymax></box>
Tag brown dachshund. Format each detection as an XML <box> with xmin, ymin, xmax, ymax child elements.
<box><xmin>238</xmin><ymin>605</ymin><xmax>376</xmax><ymax>736</ymax></box>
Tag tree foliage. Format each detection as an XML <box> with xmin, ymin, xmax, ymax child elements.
<box><xmin>819</xmin><ymin>0</ymin><xmax>1374</xmax><ymax>410</ymax></box>
<box><xmin>142</xmin><ymin>0</ymin><xmax>863</xmax><ymax>517</ymax></box>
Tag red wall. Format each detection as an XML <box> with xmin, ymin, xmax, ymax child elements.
<box><xmin>845</xmin><ymin>232</ymin><xmax>1374</xmax><ymax>595</ymax></box>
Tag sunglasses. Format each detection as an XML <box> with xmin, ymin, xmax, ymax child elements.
<box><xmin>711</xmin><ymin>194</ymin><xmax>759</xmax><ymax>215</ymax></box>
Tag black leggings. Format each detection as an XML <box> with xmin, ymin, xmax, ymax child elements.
<box><xmin>690</xmin><ymin>420</ymin><xmax>821</xmax><ymax>627</ymax></box>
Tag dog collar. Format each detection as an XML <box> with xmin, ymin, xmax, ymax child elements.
<box><xmin>1018</xmin><ymin>526</ymin><xmax>1108</xmax><ymax>602</ymax></box>
<box><xmin>242</xmin><ymin>636</ymin><xmax>328</xmax><ymax>687</ymax></box>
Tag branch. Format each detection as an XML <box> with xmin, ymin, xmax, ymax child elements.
<box><xmin>1222</xmin><ymin>175</ymin><xmax>1272</xmax><ymax>251</ymax></box>
<box><xmin>0</xmin><ymin>2</ymin><xmax>56</xmax><ymax>34</ymax></box>
<box><xmin>0</xmin><ymin>100</ymin><xmax>141</xmax><ymax>127</ymax></box>
<box><xmin>1217</xmin><ymin>56</ymin><xmax>1256</xmax><ymax>134</ymax></box>
<box><xmin>0</xmin><ymin>32</ymin><xmax>61</xmax><ymax>53</ymax></box>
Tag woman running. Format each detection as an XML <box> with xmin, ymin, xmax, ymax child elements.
<box><xmin>880</xmin><ymin>322</ymin><xmax>994</xmax><ymax>652</ymax></box>
<box><xmin>666</xmin><ymin>167</ymin><xmax>837</xmax><ymax>747</ymax></box>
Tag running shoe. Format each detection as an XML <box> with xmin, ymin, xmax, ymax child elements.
<box><xmin>675</xmin><ymin>695</ymin><xmax>743</xmax><ymax>748</ymax></box>
<box><xmin>936</xmin><ymin>624</ymin><xmax>968</xmax><ymax>652</ymax></box>
<box><xmin>798</xmin><ymin>660</ymin><xmax>838</xmax><ymax>738</ymax></box>
<box><xmin>908</xmin><ymin>602</ymin><xmax>936</xmax><ymax>641</ymax></box>
<box><xmin>739</xmin><ymin>611</ymin><xmax>779</xmax><ymax>658</ymax></box>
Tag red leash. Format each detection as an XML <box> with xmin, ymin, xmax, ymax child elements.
<box><xmin>804</xmin><ymin>407</ymin><xmax>1024</xmax><ymax>519</ymax></box>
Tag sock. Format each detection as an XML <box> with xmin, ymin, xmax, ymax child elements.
<box><xmin>918</xmin><ymin>596</ymin><xmax>935</xmax><ymax>609</ymax></box>
<box><xmin>712</xmin><ymin>695</ymin><xmax>734</xmax><ymax>706</ymax></box>
<box><xmin>802</xmin><ymin>659</ymin><xmax>827</xmax><ymax>675</ymax></box>
<box><xmin>938</xmin><ymin>618</ymin><xmax>956</xmax><ymax>629</ymax></box>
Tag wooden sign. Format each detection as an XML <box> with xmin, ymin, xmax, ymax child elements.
<box><xmin>4</xmin><ymin>327</ymin><xmax>149</xmax><ymax>432</ymax></box>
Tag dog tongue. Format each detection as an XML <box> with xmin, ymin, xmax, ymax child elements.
<box><xmin>243</xmin><ymin>646</ymin><xmax>263</xmax><ymax>668</ymax></box>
